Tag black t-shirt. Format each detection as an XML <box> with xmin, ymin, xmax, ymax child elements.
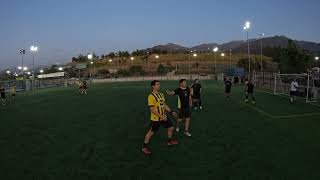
<box><xmin>174</xmin><ymin>87</ymin><xmax>191</xmax><ymax>108</ymax></box>
<box><xmin>225</xmin><ymin>80</ymin><xmax>232</xmax><ymax>89</ymax></box>
<box><xmin>0</xmin><ymin>88</ymin><xmax>5</xmax><ymax>97</ymax></box>
<box><xmin>191</xmin><ymin>83</ymin><xmax>201</xmax><ymax>95</ymax></box>
<box><xmin>247</xmin><ymin>83</ymin><xmax>254</xmax><ymax>92</ymax></box>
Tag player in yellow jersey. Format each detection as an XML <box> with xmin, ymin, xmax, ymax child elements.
<box><xmin>142</xmin><ymin>80</ymin><xmax>179</xmax><ymax>155</ymax></box>
<box><xmin>10</xmin><ymin>83</ymin><xmax>17</xmax><ymax>101</ymax></box>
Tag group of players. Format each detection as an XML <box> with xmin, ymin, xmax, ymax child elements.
<box><xmin>0</xmin><ymin>84</ymin><xmax>17</xmax><ymax>106</ymax></box>
<box><xmin>141</xmin><ymin>77</ymin><xmax>257</xmax><ymax>155</ymax></box>
<box><xmin>142</xmin><ymin>79</ymin><xmax>203</xmax><ymax>155</ymax></box>
<box><xmin>77</xmin><ymin>80</ymin><xmax>88</xmax><ymax>95</ymax></box>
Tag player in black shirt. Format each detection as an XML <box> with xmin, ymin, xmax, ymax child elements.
<box><xmin>245</xmin><ymin>79</ymin><xmax>255</xmax><ymax>104</ymax></box>
<box><xmin>167</xmin><ymin>79</ymin><xmax>192</xmax><ymax>137</ymax></box>
<box><xmin>1</xmin><ymin>85</ymin><xmax>6</xmax><ymax>106</ymax></box>
<box><xmin>224</xmin><ymin>77</ymin><xmax>232</xmax><ymax>100</ymax></box>
<box><xmin>191</xmin><ymin>79</ymin><xmax>202</xmax><ymax>110</ymax></box>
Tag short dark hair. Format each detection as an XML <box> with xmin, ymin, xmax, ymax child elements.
<box><xmin>151</xmin><ymin>80</ymin><xmax>160</xmax><ymax>87</ymax></box>
<box><xmin>179</xmin><ymin>79</ymin><xmax>186</xmax><ymax>84</ymax></box>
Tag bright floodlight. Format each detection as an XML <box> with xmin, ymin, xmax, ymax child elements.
<box><xmin>155</xmin><ymin>55</ymin><xmax>159</xmax><ymax>59</ymax></box>
<box><xmin>58</xmin><ymin>67</ymin><xmax>63</xmax><ymax>71</ymax></box>
<box><xmin>23</xmin><ymin>67</ymin><xmax>28</xmax><ymax>71</ymax></box>
<box><xmin>15</xmin><ymin>74</ymin><xmax>18</xmax><ymax>77</ymax></box>
<box><xmin>27</xmin><ymin>72</ymin><xmax>31</xmax><ymax>75</ymax></box>
<box><xmin>6</xmin><ymin>70</ymin><xmax>10</xmax><ymax>74</ymax></box>
<box><xmin>213</xmin><ymin>47</ymin><xmax>219</xmax><ymax>52</ymax></box>
<box><xmin>131</xmin><ymin>57</ymin><xmax>134</xmax><ymax>60</ymax></box>
<box><xmin>90</xmin><ymin>61</ymin><xmax>93</xmax><ymax>64</ymax></box>
<box><xmin>18</xmin><ymin>66</ymin><xmax>22</xmax><ymax>70</ymax></box>
<box><xmin>88</xmin><ymin>54</ymin><xmax>93</xmax><ymax>60</ymax></box>
<box><xmin>193</xmin><ymin>53</ymin><xmax>197</xmax><ymax>57</ymax></box>
<box><xmin>315</xmin><ymin>57</ymin><xmax>319</xmax><ymax>61</ymax></box>
<box><xmin>40</xmin><ymin>70</ymin><xmax>44</xmax><ymax>73</ymax></box>
<box><xmin>221</xmin><ymin>53</ymin><xmax>225</xmax><ymax>57</ymax></box>
<box><xmin>244</xmin><ymin>21</ymin><xmax>251</xmax><ymax>30</ymax></box>
<box><xmin>109</xmin><ymin>59</ymin><xmax>113</xmax><ymax>62</ymax></box>
<box><xmin>30</xmin><ymin>46</ymin><xmax>38</xmax><ymax>52</ymax></box>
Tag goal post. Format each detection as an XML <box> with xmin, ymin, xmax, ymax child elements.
<box><xmin>273</xmin><ymin>73</ymin><xmax>318</xmax><ymax>103</ymax></box>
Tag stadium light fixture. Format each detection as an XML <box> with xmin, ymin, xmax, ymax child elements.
<box><xmin>18</xmin><ymin>66</ymin><xmax>22</xmax><ymax>70</ymax></box>
<box><xmin>109</xmin><ymin>59</ymin><xmax>113</xmax><ymax>62</ymax></box>
<box><xmin>23</xmin><ymin>67</ymin><xmax>28</xmax><ymax>71</ymax></box>
<box><xmin>27</xmin><ymin>72</ymin><xmax>31</xmax><ymax>75</ymax></box>
<box><xmin>193</xmin><ymin>53</ymin><xmax>197</xmax><ymax>57</ymax></box>
<box><xmin>221</xmin><ymin>53</ymin><xmax>225</xmax><ymax>57</ymax></box>
<box><xmin>155</xmin><ymin>55</ymin><xmax>159</xmax><ymax>59</ymax></box>
<box><xmin>88</xmin><ymin>54</ymin><xmax>93</xmax><ymax>60</ymax></box>
<box><xmin>131</xmin><ymin>57</ymin><xmax>134</xmax><ymax>60</ymax></box>
<box><xmin>6</xmin><ymin>70</ymin><xmax>10</xmax><ymax>74</ymax></box>
<box><xmin>58</xmin><ymin>67</ymin><xmax>63</xmax><ymax>71</ymax></box>
<box><xmin>243</xmin><ymin>21</ymin><xmax>252</xmax><ymax>78</ymax></box>
<box><xmin>40</xmin><ymin>69</ymin><xmax>44</xmax><ymax>73</ymax></box>
<box><xmin>243</xmin><ymin>21</ymin><xmax>250</xmax><ymax>30</ymax></box>
<box><xmin>30</xmin><ymin>46</ymin><xmax>38</xmax><ymax>52</ymax></box>
<box><xmin>213</xmin><ymin>47</ymin><xmax>219</xmax><ymax>52</ymax></box>
<box><xmin>90</xmin><ymin>61</ymin><xmax>93</xmax><ymax>64</ymax></box>
<box><xmin>315</xmin><ymin>57</ymin><xmax>319</xmax><ymax>61</ymax></box>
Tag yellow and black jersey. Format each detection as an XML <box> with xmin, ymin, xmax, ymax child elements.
<box><xmin>148</xmin><ymin>92</ymin><xmax>166</xmax><ymax>121</ymax></box>
<box><xmin>10</xmin><ymin>86</ymin><xmax>16</xmax><ymax>94</ymax></box>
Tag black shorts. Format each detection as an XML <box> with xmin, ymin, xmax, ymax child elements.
<box><xmin>192</xmin><ymin>94</ymin><xmax>201</xmax><ymax>100</ymax></box>
<box><xmin>246</xmin><ymin>91</ymin><xmax>253</xmax><ymax>95</ymax></box>
<box><xmin>290</xmin><ymin>91</ymin><xmax>298</xmax><ymax>96</ymax></box>
<box><xmin>1</xmin><ymin>94</ymin><xmax>5</xmax><ymax>99</ymax></box>
<box><xmin>178</xmin><ymin>108</ymin><xmax>191</xmax><ymax>119</ymax></box>
<box><xmin>12</xmin><ymin>94</ymin><xmax>16</xmax><ymax>97</ymax></box>
<box><xmin>225</xmin><ymin>88</ymin><xmax>231</xmax><ymax>93</ymax></box>
<box><xmin>150</xmin><ymin>119</ymin><xmax>173</xmax><ymax>132</ymax></box>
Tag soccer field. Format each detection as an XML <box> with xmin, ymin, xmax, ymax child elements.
<box><xmin>1</xmin><ymin>80</ymin><xmax>320</xmax><ymax>180</ymax></box>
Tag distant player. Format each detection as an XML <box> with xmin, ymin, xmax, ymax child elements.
<box><xmin>191</xmin><ymin>79</ymin><xmax>202</xmax><ymax>110</ymax></box>
<box><xmin>10</xmin><ymin>83</ymin><xmax>17</xmax><ymax>102</ymax></box>
<box><xmin>77</xmin><ymin>80</ymin><xmax>83</xmax><ymax>94</ymax></box>
<box><xmin>245</xmin><ymin>79</ymin><xmax>255</xmax><ymax>104</ymax></box>
<box><xmin>167</xmin><ymin>79</ymin><xmax>192</xmax><ymax>137</ymax></box>
<box><xmin>224</xmin><ymin>77</ymin><xmax>232</xmax><ymax>100</ymax></box>
<box><xmin>290</xmin><ymin>79</ymin><xmax>299</xmax><ymax>103</ymax></box>
<box><xmin>1</xmin><ymin>85</ymin><xmax>6</xmax><ymax>106</ymax></box>
<box><xmin>82</xmin><ymin>81</ymin><xmax>88</xmax><ymax>95</ymax></box>
<box><xmin>142</xmin><ymin>80</ymin><xmax>179</xmax><ymax>155</ymax></box>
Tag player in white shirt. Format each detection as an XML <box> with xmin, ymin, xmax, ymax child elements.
<box><xmin>290</xmin><ymin>79</ymin><xmax>299</xmax><ymax>103</ymax></box>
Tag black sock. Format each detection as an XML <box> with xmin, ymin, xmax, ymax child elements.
<box><xmin>168</xmin><ymin>138</ymin><xmax>172</xmax><ymax>142</ymax></box>
<box><xmin>143</xmin><ymin>143</ymin><xmax>148</xmax><ymax>148</ymax></box>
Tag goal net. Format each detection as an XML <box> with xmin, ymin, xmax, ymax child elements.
<box><xmin>273</xmin><ymin>73</ymin><xmax>318</xmax><ymax>103</ymax></box>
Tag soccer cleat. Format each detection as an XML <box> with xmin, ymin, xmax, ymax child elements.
<box><xmin>167</xmin><ymin>140</ymin><xmax>179</xmax><ymax>146</ymax></box>
<box><xmin>176</xmin><ymin>127</ymin><xmax>180</xmax><ymax>132</ymax></box>
<box><xmin>194</xmin><ymin>107</ymin><xmax>198</xmax><ymax>110</ymax></box>
<box><xmin>252</xmin><ymin>101</ymin><xmax>255</xmax><ymax>104</ymax></box>
<box><xmin>184</xmin><ymin>131</ymin><xmax>192</xmax><ymax>137</ymax></box>
<box><xmin>142</xmin><ymin>147</ymin><xmax>152</xmax><ymax>155</ymax></box>
<box><xmin>200</xmin><ymin>106</ymin><xmax>203</xmax><ymax>110</ymax></box>
<box><xmin>244</xmin><ymin>99</ymin><xmax>249</xmax><ymax>102</ymax></box>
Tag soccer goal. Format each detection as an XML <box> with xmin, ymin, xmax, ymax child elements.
<box><xmin>273</xmin><ymin>73</ymin><xmax>318</xmax><ymax>103</ymax></box>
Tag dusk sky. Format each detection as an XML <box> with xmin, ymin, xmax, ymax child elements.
<box><xmin>1</xmin><ymin>0</ymin><xmax>319</xmax><ymax>69</ymax></box>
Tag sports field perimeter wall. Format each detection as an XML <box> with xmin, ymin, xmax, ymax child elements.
<box><xmin>92</xmin><ymin>74</ymin><xmax>216</xmax><ymax>83</ymax></box>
